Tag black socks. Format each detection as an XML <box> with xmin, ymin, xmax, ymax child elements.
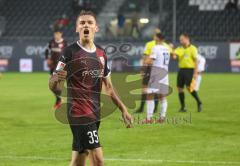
<box><xmin>191</xmin><ymin>90</ymin><xmax>202</xmax><ymax>104</ymax></box>
<box><xmin>139</xmin><ymin>93</ymin><xmax>147</xmax><ymax>110</ymax></box>
<box><xmin>178</xmin><ymin>92</ymin><xmax>185</xmax><ymax>109</ymax></box>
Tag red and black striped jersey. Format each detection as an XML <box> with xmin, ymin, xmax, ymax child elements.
<box><xmin>45</xmin><ymin>38</ymin><xmax>67</xmax><ymax>68</ymax></box>
<box><xmin>58</xmin><ymin>41</ymin><xmax>110</xmax><ymax>122</ymax></box>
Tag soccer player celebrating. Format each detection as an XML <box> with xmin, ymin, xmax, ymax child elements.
<box><xmin>195</xmin><ymin>54</ymin><xmax>206</xmax><ymax>91</ymax></box>
<box><xmin>144</xmin><ymin>32</ymin><xmax>170</xmax><ymax>123</ymax></box>
<box><xmin>45</xmin><ymin>30</ymin><xmax>67</xmax><ymax>109</ymax></box>
<box><xmin>49</xmin><ymin>10</ymin><xmax>133</xmax><ymax>166</ymax></box>
<box><xmin>173</xmin><ymin>33</ymin><xmax>202</xmax><ymax>112</ymax></box>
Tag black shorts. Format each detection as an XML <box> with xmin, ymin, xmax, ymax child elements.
<box><xmin>70</xmin><ymin>121</ymin><xmax>101</xmax><ymax>153</ymax></box>
<box><xmin>142</xmin><ymin>65</ymin><xmax>151</xmax><ymax>86</ymax></box>
<box><xmin>177</xmin><ymin>68</ymin><xmax>194</xmax><ymax>88</ymax></box>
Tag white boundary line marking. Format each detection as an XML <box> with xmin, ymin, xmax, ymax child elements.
<box><xmin>0</xmin><ymin>155</ymin><xmax>240</xmax><ymax>165</ymax></box>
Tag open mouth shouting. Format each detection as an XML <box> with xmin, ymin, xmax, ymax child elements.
<box><xmin>84</xmin><ymin>29</ymin><xmax>90</xmax><ymax>35</ymax></box>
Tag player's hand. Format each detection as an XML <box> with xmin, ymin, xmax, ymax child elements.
<box><xmin>122</xmin><ymin>110</ymin><xmax>134</xmax><ymax>128</ymax></box>
<box><xmin>172</xmin><ymin>54</ymin><xmax>177</xmax><ymax>59</ymax></box>
<box><xmin>54</xmin><ymin>70</ymin><xmax>67</xmax><ymax>82</ymax></box>
<box><xmin>193</xmin><ymin>72</ymin><xmax>198</xmax><ymax>80</ymax></box>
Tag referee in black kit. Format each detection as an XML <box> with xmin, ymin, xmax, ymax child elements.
<box><xmin>173</xmin><ymin>34</ymin><xmax>202</xmax><ymax>112</ymax></box>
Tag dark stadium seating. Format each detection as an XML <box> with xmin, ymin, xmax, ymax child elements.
<box><xmin>0</xmin><ymin>0</ymin><xmax>106</xmax><ymax>39</ymax></box>
<box><xmin>119</xmin><ymin>0</ymin><xmax>159</xmax><ymax>13</ymax></box>
<box><xmin>0</xmin><ymin>0</ymin><xmax>239</xmax><ymax>41</ymax></box>
<box><xmin>118</xmin><ymin>0</ymin><xmax>142</xmax><ymax>13</ymax></box>
<box><xmin>161</xmin><ymin>0</ymin><xmax>240</xmax><ymax>41</ymax></box>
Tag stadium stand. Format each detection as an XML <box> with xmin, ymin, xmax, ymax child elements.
<box><xmin>189</xmin><ymin>0</ymin><xmax>240</xmax><ymax>11</ymax></box>
<box><xmin>161</xmin><ymin>0</ymin><xmax>240</xmax><ymax>41</ymax></box>
<box><xmin>0</xmin><ymin>0</ymin><xmax>106</xmax><ymax>39</ymax></box>
<box><xmin>0</xmin><ymin>0</ymin><xmax>239</xmax><ymax>41</ymax></box>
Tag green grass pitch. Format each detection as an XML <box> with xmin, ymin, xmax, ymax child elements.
<box><xmin>0</xmin><ymin>72</ymin><xmax>240</xmax><ymax>166</ymax></box>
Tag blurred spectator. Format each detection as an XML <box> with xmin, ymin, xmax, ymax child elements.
<box><xmin>130</xmin><ymin>11</ymin><xmax>141</xmax><ymax>38</ymax></box>
<box><xmin>225</xmin><ymin>0</ymin><xmax>238</xmax><ymax>10</ymax></box>
<box><xmin>117</xmin><ymin>13</ymin><xmax>125</xmax><ymax>37</ymax></box>
<box><xmin>52</xmin><ymin>14</ymin><xmax>70</xmax><ymax>31</ymax></box>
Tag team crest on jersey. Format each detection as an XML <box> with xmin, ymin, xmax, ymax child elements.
<box><xmin>99</xmin><ymin>57</ymin><xmax>105</xmax><ymax>66</ymax></box>
<box><xmin>59</xmin><ymin>43</ymin><xmax>64</xmax><ymax>48</ymax></box>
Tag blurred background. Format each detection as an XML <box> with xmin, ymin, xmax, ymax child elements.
<box><xmin>0</xmin><ymin>0</ymin><xmax>240</xmax><ymax>73</ymax></box>
<box><xmin>0</xmin><ymin>1</ymin><xmax>240</xmax><ymax>165</ymax></box>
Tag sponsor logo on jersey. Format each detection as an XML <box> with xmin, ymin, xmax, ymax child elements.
<box><xmin>59</xmin><ymin>43</ymin><xmax>64</xmax><ymax>48</ymax></box>
<box><xmin>82</xmin><ymin>69</ymin><xmax>104</xmax><ymax>78</ymax></box>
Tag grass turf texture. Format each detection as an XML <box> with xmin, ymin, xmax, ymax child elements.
<box><xmin>0</xmin><ymin>72</ymin><xmax>239</xmax><ymax>166</ymax></box>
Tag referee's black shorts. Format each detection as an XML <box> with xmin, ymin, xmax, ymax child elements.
<box><xmin>142</xmin><ymin>65</ymin><xmax>151</xmax><ymax>86</ymax></box>
<box><xmin>177</xmin><ymin>68</ymin><xmax>194</xmax><ymax>88</ymax></box>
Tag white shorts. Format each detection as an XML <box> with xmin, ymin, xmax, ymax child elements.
<box><xmin>198</xmin><ymin>64</ymin><xmax>205</xmax><ymax>73</ymax></box>
<box><xmin>146</xmin><ymin>75</ymin><xmax>169</xmax><ymax>94</ymax></box>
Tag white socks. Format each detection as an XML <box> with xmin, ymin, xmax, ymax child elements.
<box><xmin>147</xmin><ymin>99</ymin><xmax>168</xmax><ymax>119</ymax></box>
<box><xmin>147</xmin><ymin>100</ymin><xmax>154</xmax><ymax>120</ymax></box>
<box><xmin>160</xmin><ymin>99</ymin><xmax>168</xmax><ymax>118</ymax></box>
<box><xmin>195</xmin><ymin>75</ymin><xmax>202</xmax><ymax>91</ymax></box>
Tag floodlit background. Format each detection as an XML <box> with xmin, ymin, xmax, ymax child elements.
<box><xmin>0</xmin><ymin>0</ymin><xmax>240</xmax><ymax>166</ymax></box>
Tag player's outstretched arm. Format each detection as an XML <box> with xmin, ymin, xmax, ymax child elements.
<box><xmin>102</xmin><ymin>76</ymin><xmax>133</xmax><ymax>128</ymax></box>
<box><xmin>48</xmin><ymin>70</ymin><xmax>67</xmax><ymax>95</ymax></box>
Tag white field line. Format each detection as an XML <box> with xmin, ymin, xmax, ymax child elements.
<box><xmin>0</xmin><ymin>155</ymin><xmax>240</xmax><ymax>165</ymax></box>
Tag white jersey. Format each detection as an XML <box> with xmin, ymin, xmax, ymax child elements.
<box><xmin>146</xmin><ymin>44</ymin><xmax>170</xmax><ymax>94</ymax></box>
<box><xmin>150</xmin><ymin>44</ymin><xmax>170</xmax><ymax>71</ymax></box>
<box><xmin>197</xmin><ymin>54</ymin><xmax>206</xmax><ymax>72</ymax></box>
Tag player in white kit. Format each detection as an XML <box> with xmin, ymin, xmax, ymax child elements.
<box><xmin>195</xmin><ymin>54</ymin><xmax>206</xmax><ymax>91</ymax></box>
<box><xmin>143</xmin><ymin>33</ymin><xmax>170</xmax><ymax>123</ymax></box>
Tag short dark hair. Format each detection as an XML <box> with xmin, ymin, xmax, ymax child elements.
<box><xmin>181</xmin><ymin>33</ymin><xmax>190</xmax><ymax>39</ymax></box>
<box><xmin>76</xmin><ymin>10</ymin><xmax>97</xmax><ymax>22</ymax></box>
<box><xmin>156</xmin><ymin>32</ymin><xmax>164</xmax><ymax>40</ymax></box>
<box><xmin>54</xmin><ymin>30</ymin><xmax>62</xmax><ymax>34</ymax></box>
